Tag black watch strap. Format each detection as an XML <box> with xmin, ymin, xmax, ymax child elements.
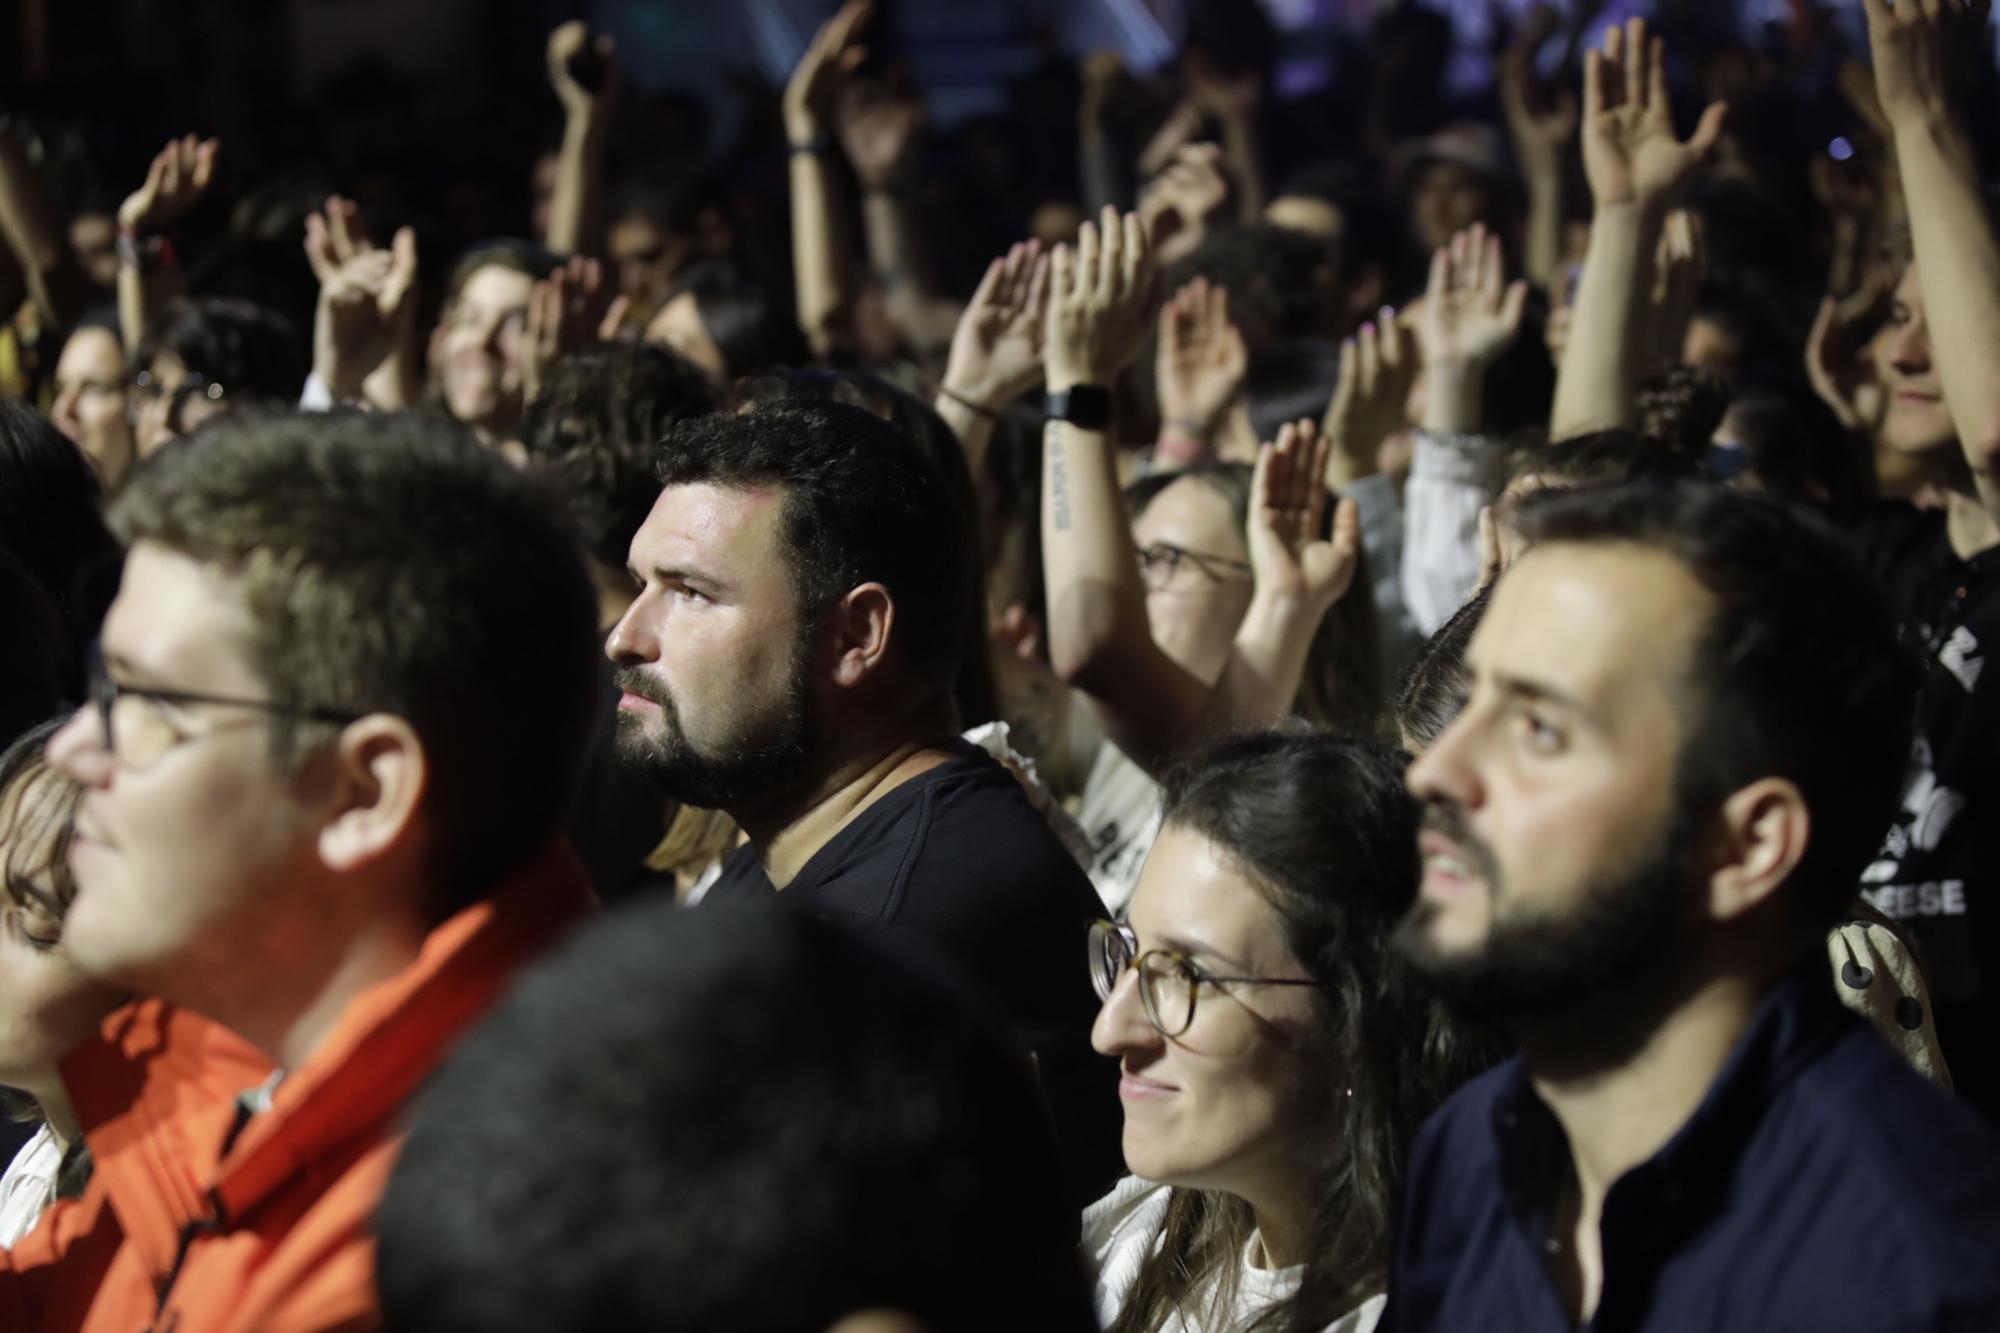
<box><xmin>1047</xmin><ymin>384</ymin><xmax>1113</xmax><ymax>431</ymax></box>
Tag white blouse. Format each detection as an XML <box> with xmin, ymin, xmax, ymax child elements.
<box><xmin>0</xmin><ymin>1124</ymin><xmax>62</xmax><ymax>1248</ymax></box>
<box><xmin>1082</xmin><ymin>1175</ymin><xmax>1386</xmax><ymax>1333</ymax></box>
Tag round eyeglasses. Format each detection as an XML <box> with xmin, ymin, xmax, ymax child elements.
<box><xmin>1134</xmin><ymin>541</ymin><xmax>1255</xmax><ymax>592</ymax></box>
<box><xmin>128</xmin><ymin>369</ymin><xmax>227</xmax><ymax>432</ymax></box>
<box><xmin>1088</xmin><ymin>918</ymin><xmax>1319</xmax><ymax>1038</ymax></box>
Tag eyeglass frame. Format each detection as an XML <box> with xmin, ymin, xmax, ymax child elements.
<box><xmin>1088</xmin><ymin>918</ymin><xmax>1318</xmax><ymax>1038</ymax></box>
<box><xmin>1134</xmin><ymin>541</ymin><xmax>1255</xmax><ymax>591</ymax></box>
<box><xmin>127</xmin><ymin>368</ymin><xmax>228</xmax><ymax>432</ymax></box>
<box><xmin>85</xmin><ymin>645</ymin><xmax>363</xmax><ymax>771</ymax></box>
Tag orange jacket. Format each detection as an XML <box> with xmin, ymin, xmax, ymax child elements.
<box><xmin>1</xmin><ymin>848</ymin><xmax>594</xmax><ymax>1333</ymax></box>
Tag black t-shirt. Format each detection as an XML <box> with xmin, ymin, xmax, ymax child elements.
<box><xmin>704</xmin><ymin>743</ymin><xmax>1122</xmax><ymax>1204</ymax></box>
<box><xmin>1855</xmin><ymin>503</ymin><xmax>2000</xmax><ymax>1119</ymax></box>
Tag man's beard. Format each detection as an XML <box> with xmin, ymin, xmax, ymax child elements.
<box><xmin>612</xmin><ymin>641</ymin><xmax>815</xmax><ymax>812</ymax></box>
<box><xmin>1393</xmin><ymin>796</ymin><xmax>1703</xmax><ymax>1032</ymax></box>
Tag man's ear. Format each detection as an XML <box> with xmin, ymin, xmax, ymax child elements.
<box><xmin>316</xmin><ymin>715</ymin><xmax>428</xmax><ymax>875</ymax></box>
<box><xmin>1706</xmin><ymin>777</ymin><xmax>1810</xmax><ymax>923</ymax></box>
<box><xmin>829</xmin><ymin>582</ymin><xmax>895</xmax><ymax>687</ymax></box>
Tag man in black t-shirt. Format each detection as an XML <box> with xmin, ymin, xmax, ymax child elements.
<box><xmin>1832</xmin><ymin>1</ymin><xmax>2000</xmax><ymax>1123</ymax></box>
<box><xmin>1856</xmin><ymin>500</ymin><xmax>2000</xmax><ymax>1119</ymax></box>
<box><xmin>606</xmin><ymin>399</ymin><xmax>1119</xmax><ymax>1202</ymax></box>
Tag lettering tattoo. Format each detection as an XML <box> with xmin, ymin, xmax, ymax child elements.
<box><xmin>1046</xmin><ymin>419</ymin><xmax>1072</xmax><ymax>532</ymax></box>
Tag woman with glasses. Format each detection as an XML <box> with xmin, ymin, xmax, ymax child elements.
<box><xmin>0</xmin><ymin>720</ymin><xmax>125</xmax><ymax>1246</ymax></box>
<box><xmin>1083</xmin><ymin>731</ymin><xmax>1497</xmax><ymax>1332</ymax></box>
<box><xmin>129</xmin><ymin>297</ymin><xmax>305</xmax><ymax>458</ymax></box>
<box><xmin>1032</xmin><ymin>417</ymin><xmax>1383</xmax><ymax>915</ymax></box>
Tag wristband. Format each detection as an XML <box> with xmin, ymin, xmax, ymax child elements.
<box><xmin>788</xmin><ymin>135</ymin><xmax>834</xmax><ymax>157</ymax></box>
<box><xmin>939</xmin><ymin>384</ymin><xmax>999</xmax><ymax>420</ymax></box>
<box><xmin>116</xmin><ymin>229</ymin><xmax>176</xmax><ymax>272</ymax></box>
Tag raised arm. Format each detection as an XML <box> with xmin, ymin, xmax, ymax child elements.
<box><xmin>1321</xmin><ymin>308</ymin><xmax>1417</xmax><ymax>488</ymax></box>
<box><xmin>116</xmin><ymin>136</ymin><xmax>217</xmax><ymax>356</ymax></box>
<box><xmin>1040</xmin><ymin>207</ymin><xmax>1211</xmax><ymax>771</ymax></box>
<box><xmin>835</xmin><ymin>78</ymin><xmax>959</xmax><ymax>356</ymax></box>
<box><xmin>785</xmin><ymin>0</ymin><xmax>871</xmax><ymax>358</ymax></box>
<box><xmin>1201</xmin><ymin>421</ymin><xmax>1361</xmax><ymax>737</ymax></box>
<box><xmin>1154</xmin><ymin>277</ymin><xmax>1247</xmax><ymax>465</ymax></box>
<box><xmin>544</xmin><ymin>22</ymin><xmax>618</xmax><ymax>258</ymax></box>
<box><xmin>936</xmin><ymin>239</ymin><xmax>1048</xmax><ymax>473</ymax></box>
<box><xmin>1078</xmin><ymin>51</ymin><xmax>1133</xmax><ymax>214</ymax></box>
<box><xmin>1497</xmin><ymin>6</ymin><xmax>1579</xmax><ymax>292</ymax></box>
<box><xmin>1863</xmin><ymin>0</ymin><xmax>2000</xmax><ymax>520</ymax></box>
<box><xmin>1548</xmin><ymin>18</ymin><xmax>1724</xmax><ymax>440</ymax></box>
<box><xmin>1416</xmin><ymin>223</ymin><xmax>1528</xmax><ymax>437</ymax></box>
<box><xmin>0</xmin><ymin>130</ymin><xmax>85</xmax><ymax>330</ymax></box>
<box><xmin>302</xmin><ymin>197</ymin><xmax>421</xmax><ymax>409</ymax></box>
<box><xmin>1185</xmin><ymin>55</ymin><xmax>1266</xmax><ymax>221</ymax></box>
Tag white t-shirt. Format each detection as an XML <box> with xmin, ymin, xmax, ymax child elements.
<box><xmin>1076</xmin><ymin>745</ymin><xmax>1164</xmax><ymax>916</ymax></box>
<box><xmin>0</xmin><ymin>1123</ymin><xmax>62</xmax><ymax>1248</ymax></box>
<box><xmin>1082</xmin><ymin>1175</ymin><xmax>1387</xmax><ymax>1333</ymax></box>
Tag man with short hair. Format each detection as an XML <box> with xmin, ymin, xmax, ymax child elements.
<box><xmin>1387</xmin><ymin>483</ymin><xmax>2000</xmax><ymax>1331</ymax></box>
<box><xmin>608</xmin><ymin>398</ymin><xmax>1120</xmax><ymax>1202</ymax></box>
<box><xmin>6</xmin><ymin>409</ymin><xmax>602</xmax><ymax>1332</ymax></box>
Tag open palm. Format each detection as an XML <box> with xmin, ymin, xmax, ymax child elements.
<box><xmin>1582</xmin><ymin>17</ymin><xmax>1726</xmax><ymax>211</ymax></box>
<box><xmin>943</xmin><ymin>240</ymin><xmax>1049</xmax><ymax>408</ymax></box>
<box><xmin>1418</xmin><ymin>224</ymin><xmax>1528</xmax><ymax>369</ymax></box>
<box><xmin>1249</xmin><ymin>420</ymin><xmax>1360</xmax><ymax>609</ymax></box>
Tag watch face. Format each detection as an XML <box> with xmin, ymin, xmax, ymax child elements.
<box><xmin>1053</xmin><ymin>385</ymin><xmax>1113</xmax><ymax>430</ymax></box>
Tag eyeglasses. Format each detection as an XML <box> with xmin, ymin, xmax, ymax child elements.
<box><xmin>85</xmin><ymin>647</ymin><xmax>361</xmax><ymax>772</ymax></box>
<box><xmin>1088</xmin><ymin>919</ymin><xmax>1318</xmax><ymax>1038</ymax></box>
<box><xmin>1135</xmin><ymin>542</ymin><xmax>1254</xmax><ymax>591</ymax></box>
<box><xmin>128</xmin><ymin>369</ymin><xmax>227</xmax><ymax>431</ymax></box>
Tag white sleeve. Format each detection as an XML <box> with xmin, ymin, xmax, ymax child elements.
<box><xmin>298</xmin><ymin>372</ymin><xmax>335</xmax><ymax>413</ymax></box>
<box><xmin>1401</xmin><ymin>429</ymin><xmax>1506</xmax><ymax>637</ymax></box>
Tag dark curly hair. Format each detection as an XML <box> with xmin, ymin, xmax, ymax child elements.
<box><xmin>520</xmin><ymin>341</ymin><xmax>717</xmax><ymax>570</ymax></box>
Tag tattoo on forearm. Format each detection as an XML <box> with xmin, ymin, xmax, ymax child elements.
<box><xmin>1046</xmin><ymin>420</ymin><xmax>1073</xmax><ymax>532</ymax></box>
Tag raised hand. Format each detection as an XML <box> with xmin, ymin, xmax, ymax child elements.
<box><xmin>1323</xmin><ymin>307</ymin><xmax>1417</xmax><ymax>480</ymax></box>
<box><xmin>1184</xmin><ymin>51</ymin><xmax>1261</xmax><ymax>123</ymax></box>
<box><xmin>942</xmin><ymin>240</ymin><xmax>1050</xmax><ymax>411</ymax></box>
<box><xmin>1806</xmin><ymin>277</ymin><xmax>1890</xmax><ymax>434</ymax></box>
<box><xmin>523</xmin><ymin>256</ymin><xmax>616</xmax><ymax>404</ymax></box>
<box><xmin>119</xmin><ymin>135</ymin><xmax>219</xmax><ymax>234</ymax></box>
<box><xmin>1861</xmin><ymin>0</ymin><xmax>1992</xmax><ymax>132</ymax></box>
<box><xmin>304</xmin><ymin>198</ymin><xmax>418</xmax><ymax>399</ymax></box>
<box><xmin>547</xmin><ymin>20</ymin><xmax>619</xmax><ymax>119</ymax></box>
<box><xmin>1581</xmin><ymin>17</ymin><xmax>1726</xmax><ymax>211</ymax></box>
<box><xmin>1418</xmin><ymin>223</ymin><xmax>1529</xmax><ymax>370</ymax></box>
<box><xmin>1156</xmin><ymin>277</ymin><xmax>1247</xmax><ymax>441</ymax></box>
<box><xmin>1646</xmin><ymin>208</ymin><xmax>1704</xmax><ymax>368</ymax></box>
<box><xmin>1080</xmin><ymin>50</ymin><xmax>1128</xmax><ymax>121</ymax></box>
<box><xmin>834</xmin><ymin>81</ymin><xmax>924</xmax><ymax>188</ymax></box>
<box><xmin>785</xmin><ymin>0</ymin><xmax>872</xmax><ymax>141</ymax></box>
<box><xmin>1248</xmin><ymin>420</ymin><xmax>1361</xmax><ymax>609</ymax></box>
<box><xmin>1045</xmin><ymin>206</ymin><xmax>1155</xmax><ymax>394</ymax></box>
<box><xmin>1498</xmin><ymin>6</ymin><xmax>1580</xmax><ymax>173</ymax></box>
<box><xmin>1138</xmin><ymin>143</ymin><xmax>1233</xmax><ymax>258</ymax></box>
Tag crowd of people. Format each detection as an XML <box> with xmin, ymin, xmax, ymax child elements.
<box><xmin>0</xmin><ymin>0</ymin><xmax>1998</xmax><ymax>1328</ymax></box>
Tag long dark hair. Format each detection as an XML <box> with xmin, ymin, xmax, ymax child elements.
<box><xmin>1111</xmin><ymin>731</ymin><xmax>1501</xmax><ymax>1333</ymax></box>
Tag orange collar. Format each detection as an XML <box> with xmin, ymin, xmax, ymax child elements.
<box><xmin>64</xmin><ymin>845</ymin><xmax>596</xmax><ymax>1250</ymax></box>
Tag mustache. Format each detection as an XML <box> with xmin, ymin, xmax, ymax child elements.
<box><xmin>614</xmin><ymin>666</ymin><xmax>671</xmax><ymax>708</ymax></box>
<box><xmin>1421</xmin><ymin>802</ymin><xmax>1503</xmax><ymax>889</ymax></box>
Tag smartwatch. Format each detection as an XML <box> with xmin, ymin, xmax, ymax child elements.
<box><xmin>1047</xmin><ymin>384</ymin><xmax>1113</xmax><ymax>431</ymax></box>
